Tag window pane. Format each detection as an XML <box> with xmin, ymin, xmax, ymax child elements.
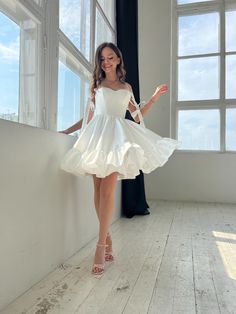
<box><xmin>178</xmin><ymin>110</ymin><xmax>220</xmax><ymax>150</ymax></box>
<box><xmin>95</xmin><ymin>7</ymin><xmax>114</xmax><ymax>49</ymax></box>
<box><xmin>178</xmin><ymin>57</ymin><xmax>219</xmax><ymax>101</ymax></box>
<box><xmin>0</xmin><ymin>12</ymin><xmax>19</xmax><ymax>123</ymax></box>
<box><xmin>178</xmin><ymin>0</ymin><xmax>213</xmax><ymax>4</ymax></box>
<box><xmin>97</xmin><ymin>0</ymin><xmax>115</xmax><ymax>27</ymax></box>
<box><xmin>178</xmin><ymin>13</ymin><xmax>219</xmax><ymax>56</ymax></box>
<box><xmin>226</xmin><ymin>55</ymin><xmax>236</xmax><ymax>99</ymax></box>
<box><xmin>59</xmin><ymin>0</ymin><xmax>91</xmax><ymax>60</ymax></box>
<box><xmin>58</xmin><ymin>61</ymin><xmax>81</xmax><ymax>132</ymax></box>
<box><xmin>226</xmin><ymin>11</ymin><xmax>236</xmax><ymax>52</ymax></box>
<box><xmin>226</xmin><ymin>108</ymin><xmax>236</xmax><ymax>151</ymax></box>
<box><xmin>57</xmin><ymin>60</ymin><xmax>90</xmax><ymax>132</ymax></box>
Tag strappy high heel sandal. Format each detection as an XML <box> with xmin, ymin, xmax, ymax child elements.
<box><xmin>92</xmin><ymin>243</ymin><xmax>107</xmax><ymax>276</ymax></box>
<box><xmin>105</xmin><ymin>233</ymin><xmax>114</xmax><ymax>262</ymax></box>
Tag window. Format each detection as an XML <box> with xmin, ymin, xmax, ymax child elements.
<box><xmin>95</xmin><ymin>6</ymin><xmax>114</xmax><ymax>49</ymax></box>
<box><xmin>57</xmin><ymin>47</ymin><xmax>90</xmax><ymax>132</ymax></box>
<box><xmin>97</xmin><ymin>0</ymin><xmax>115</xmax><ymax>27</ymax></box>
<box><xmin>0</xmin><ymin>11</ymin><xmax>19</xmax><ymax>123</ymax></box>
<box><xmin>226</xmin><ymin>10</ymin><xmax>236</xmax><ymax>99</ymax></box>
<box><xmin>59</xmin><ymin>0</ymin><xmax>91</xmax><ymax>61</ymax></box>
<box><xmin>226</xmin><ymin>108</ymin><xmax>236</xmax><ymax>150</ymax></box>
<box><xmin>178</xmin><ymin>109</ymin><xmax>220</xmax><ymax>150</ymax></box>
<box><xmin>58</xmin><ymin>0</ymin><xmax>116</xmax><ymax>132</ymax></box>
<box><xmin>0</xmin><ymin>1</ymin><xmax>40</xmax><ymax>127</ymax></box>
<box><xmin>95</xmin><ymin>0</ymin><xmax>115</xmax><ymax>50</ymax></box>
<box><xmin>0</xmin><ymin>0</ymin><xmax>116</xmax><ymax>130</ymax></box>
<box><xmin>173</xmin><ymin>0</ymin><xmax>236</xmax><ymax>151</ymax></box>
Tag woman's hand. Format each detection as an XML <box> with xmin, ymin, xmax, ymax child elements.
<box><xmin>151</xmin><ymin>84</ymin><xmax>168</xmax><ymax>102</ymax></box>
<box><xmin>59</xmin><ymin>130</ymin><xmax>69</xmax><ymax>134</ymax></box>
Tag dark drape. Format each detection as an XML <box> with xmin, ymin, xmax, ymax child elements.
<box><xmin>116</xmin><ymin>0</ymin><xmax>150</xmax><ymax>218</ymax></box>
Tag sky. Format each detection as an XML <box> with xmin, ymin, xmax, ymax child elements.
<box><xmin>57</xmin><ymin>61</ymin><xmax>82</xmax><ymax>132</ymax></box>
<box><xmin>0</xmin><ymin>2</ymin><xmax>235</xmax><ymax>150</ymax></box>
<box><xmin>59</xmin><ymin>0</ymin><xmax>91</xmax><ymax>60</ymax></box>
<box><xmin>0</xmin><ymin>11</ymin><xmax>19</xmax><ymax>117</ymax></box>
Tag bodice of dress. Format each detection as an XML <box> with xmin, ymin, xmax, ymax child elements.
<box><xmin>94</xmin><ymin>87</ymin><xmax>131</xmax><ymax>118</ymax></box>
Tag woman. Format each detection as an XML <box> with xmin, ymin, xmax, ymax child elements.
<box><xmin>60</xmin><ymin>42</ymin><xmax>179</xmax><ymax>275</ymax></box>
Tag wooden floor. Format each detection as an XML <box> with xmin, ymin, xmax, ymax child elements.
<box><xmin>2</xmin><ymin>201</ymin><xmax>236</xmax><ymax>314</ymax></box>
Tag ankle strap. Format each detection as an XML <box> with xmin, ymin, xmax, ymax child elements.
<box><xmin>97</xmin><ymin>242</ymin><xmax>107</xmax><ymax>247</ymax></box>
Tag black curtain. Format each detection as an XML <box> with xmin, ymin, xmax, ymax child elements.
<box><xmin>116</xmin><ymin>0</ymin><xmax>150</xmax><ymax>218</ymax></box>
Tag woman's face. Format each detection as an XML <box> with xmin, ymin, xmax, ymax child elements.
<box><xmin>100</xmin><ymin>47</ymin><xmax>120</xmax><ymax>75</ymax></box>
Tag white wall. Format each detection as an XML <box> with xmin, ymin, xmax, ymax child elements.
<box><xmin>138</xmin><ymin>0</ymin><xmax>236</xmax><ymax>203</ymax></box>
<box><xmin>0</xmin><ymin>119</ymin><xmax>121</xmax><ymax>311</ymax></box>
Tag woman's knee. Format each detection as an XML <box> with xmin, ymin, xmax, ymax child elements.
<box><xmin>100</xmin><ymin>173</ymin><xmax>118</xmax><ymax>199</ymax></box>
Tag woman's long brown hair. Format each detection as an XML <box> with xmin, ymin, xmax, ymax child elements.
<box><xmin>90</xmin><ymin>42</ymin><xmax>126</xmax><ymax>101</ymax></box>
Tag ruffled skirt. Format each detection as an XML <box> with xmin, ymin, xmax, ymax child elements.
<box><xmin>61</xmin><ymin>114</ymin><xmax>180</xmax><ymax>180</ymax></box>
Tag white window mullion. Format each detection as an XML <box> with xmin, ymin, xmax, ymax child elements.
<box><xmin>90</xmin><ymin>0</ymin><xmax>96</xmax><ymax>64</ymax></box>
<box><xmin>178</xmin><ymin>52</ymin><xmax>220</xmax><ymax>59</ymax></box>
<box><xmin>18</xmin><ymin>19</ymin><xmax>40</xmax><ymax>127</ymax></box>
<box><xmin>171</xmin><ymin>0</ymin><xmax>178</xmax><ymax>138</ymax></box>
<box><xmin>44</xmin><ymin>0</ymin><xmax>59</xmax><ymax>131</ymax></box>
<box><xmin>80</xmin><ymin>0</ymin><xmax>86</xmax><ymax>56</ymax></box>
<box><xmin>177</xmin><ymin>1</ymin><xmax>220</xmax><ymax>14</ymax></box>
<box><xmin>220</xmin><ymin>0</ymin><xmax>226</xmax><ymax>151</ymax></box>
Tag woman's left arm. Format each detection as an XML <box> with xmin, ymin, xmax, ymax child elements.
<box><xmin>127</xmin><ymin>84</ymin><xmax>168</xmax><ymax>123</ymax></box>
<box><xmin>140</xmin><ymin>84</ymin><xmax>168</xmax><ymax>117</ymax></box>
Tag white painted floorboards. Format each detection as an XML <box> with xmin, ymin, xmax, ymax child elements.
<box><xmin>2</xmin><ymin>201</ymin><xmax>236</xmax><ymax>314</ymax></box>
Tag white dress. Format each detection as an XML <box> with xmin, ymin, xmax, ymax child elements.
<box><xmin>61</xmin><ymin>86</ymin><xmax>180</xmax><ymax>180</ymax></box>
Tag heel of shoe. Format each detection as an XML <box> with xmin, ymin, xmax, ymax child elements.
<box><xmin>105</xmin><ymin>233</ymin><xmax>114</xmax><ymax>262</ymax></box>
<box><xmin>91</xmin><ymin>243</ymin><xmax>108</xmax><ymax>276</ymax></box>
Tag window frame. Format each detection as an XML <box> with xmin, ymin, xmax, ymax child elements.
<box><xmin>171</xmin><ymin>0</ymin><xmax>236</xmax><ymax>153</ymax></box>
<box><xmin>0</xmin><ymin>0</ymin><xmax>116</xmax><ymax>131</ymax></box>
<box><xmin>0</xmin><ymin>0</ymin><xmax>44</xmax><ymax>127</ymax></box>
<box><xmin>57</xmin><ymin>0</ymin><xmax>116</xmax><ymax>132</ymax></box>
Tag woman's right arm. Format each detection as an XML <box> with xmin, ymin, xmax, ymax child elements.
<box><xmin>60</xmin><ymin>89</ymin><xmax>95</xmax><ymax>134</ymax></box>
<box><xmin>59</xmin><ymin>118</ymin><xmax>83</xmax><ymax>134</ymax></box>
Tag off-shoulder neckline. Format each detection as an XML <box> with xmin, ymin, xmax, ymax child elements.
<box><xmin>96</xmin><ymin>86</ymin><xmax>132</xmax><ymax>94</ymax></box>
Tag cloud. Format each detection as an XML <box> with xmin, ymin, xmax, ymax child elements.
<box><xmin>178</xmin><ymin>56</ymin><xmax>219</xmax><ymax>100</ymax></box>
<box><xmin>178</xmin><ymin>12</ymin><xmax>219</xmax><ymax>56</ymax></box>
<box><xmin>0</xmin><ymin>37</ymin><xmax>19</xmax><ymax>62</ymax></box>
<box><xmin>60</xmin><ymin>3</ymin><xmax>81</xmax><ymax>43</ymax></box>
<box><xmin>226</xmin><ymin>56</ymin><xmax>236</xmax><ymax>99</ymax></box>
<box><xmin>59</xmin><ymin>0</ymin><xmax>86</xmax><ymax>46</ymax></box>
<box><xmin>178</xmin><ymin>110</ymin><xmax>220</xmax><ymax>149</ymax></box>
<box><xmin>226</xmin><ymin>109</ymin><xmax>236</xmax><ymax>150</ymax></box>
<box><xmin>226</xmin><ymin>11</ymin><xmax>236</xmax><ymax>52</ymax></box>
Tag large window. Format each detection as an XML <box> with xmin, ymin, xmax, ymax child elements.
<box><xmin>58</xmin><ymin>0</ymin><xmax>115</xmax><ymax>132</ymax></box>
<box><xmin>174</xmin><ymin>0</ymin><xmax>236</xmax><ymax>152</ymax></box>
<box><xmin>0</xmin><ymin>11</ymin><xmax>19</xmax><ymax>123</ymax></box>
<box><xmin>0</xmin><ymin>1</ymin><xmax>40</xmax><ymax>127</ymax></box>
<box><xmin>0</xmin><ymin>0</ymin><xmax>116</xmax><ymax>130</ymax></box>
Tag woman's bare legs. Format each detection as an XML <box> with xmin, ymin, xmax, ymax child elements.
<box><xmin>92</xmin><ymin>172</ymin><xmax>118</xmax><ymax>274</ymax></box>
<box><xmin>93</xmin><ymin>175</ymin><xmax>102</xmax><ymax>219</ymax></box>
<box><xmin>93</xmin><ymin>175</ymin><xmax>114</xmax><ymax>260</ymax></box>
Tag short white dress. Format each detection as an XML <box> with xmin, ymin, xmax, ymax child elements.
<box><xmin>61</xmin><ymin>87</ymin><xmax>180</xmax><ymax>180</ymax></box>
